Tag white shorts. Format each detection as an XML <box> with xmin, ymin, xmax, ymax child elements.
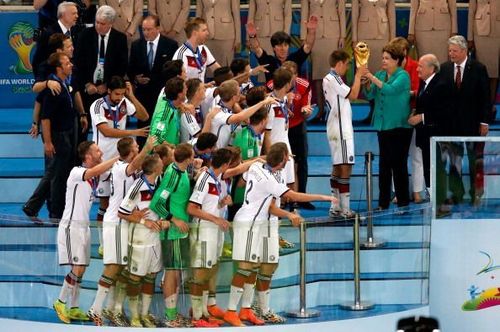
<box><xmin>57</xmin><ymin>221</ymin><xmax>91</xmax><ymax>266</ymax></box>
<box><xmin>284</xmin><ymin>157</ymin><xmax>295</xmax><ymax>185</ymax></box>
<box><xmin>103</xmin><ymin>220</ymin><xmax>129</xmax><ymax>265</ymax></box>
<box><xmin>190</xmin><ymin>222</ymin><xmax>224</xmax><ymax>268</ymax></box>
<box><xmin>232</xmin><ymin>220</ymin><xmax>264</xmax><ymax>263</ymax></box>
<box><xmin>328</xmin><ymin>137</ymin><xmax>355</xmax><ymax>165</ymax></box>
<box><xmin>259</xmin><ymin>220</ymin><xmax>280</xmax><ymax>264</ymax></box>
<box><xmin>327</xmin><ymin>119</ymin><xmax>355</xmax><ymax>165</ymax></box>
<box><xmin>128</xmin><ymin>224</ymin><xmax>162</xmax><ymax>277</ymax></box>
<box><xmin>96</xmin><ymin>170</ymin><xmax>111</xmax><ymax>198</ymax></box>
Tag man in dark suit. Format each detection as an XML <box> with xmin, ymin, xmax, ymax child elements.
<box><xmin>128</xmin><ymin>15</ymin><xmax>178</xmax><ymax>147</ymax></box>
<box><xmin>74</xmin><ymin>4</ymin><xmax>128</xmax><ymax>142</ymax></box>
<box><xmin>408</xmin><ymin>54</ymin><xmax>452</xmax><ymax>212</ymax></box>
<box><xmin>439</xmin><ymin>35</ymin><xmax>491</xmax><ymax>205</ymax></box>
<box><xmin>33</xmin><ymin>1</ymin><xmax>80</xmax><ymax>77</ymax></box>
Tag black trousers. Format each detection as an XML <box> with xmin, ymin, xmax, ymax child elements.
<box><xmin>288</xmin><ymin>121</ymin><xmax>309</xmax><ymax>193</ymax></box>
<box><xmin>25</xmin><ymin>127</ymin><xmax>76</xmax><ymax>219</ymax></box>
<box><xmin>377</xmin><ymin>128</ymin><xmax>413</xmax><ymax>208</ymax></box>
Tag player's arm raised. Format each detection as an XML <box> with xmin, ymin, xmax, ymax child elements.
<box><xmin>83</xmin><ymin>156</ymin><xmax>119</xmax><ymax>181</ymax></box>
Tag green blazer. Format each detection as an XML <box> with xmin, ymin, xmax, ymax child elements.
<box><xmin>364</xmin><ymin>67</ymin><xmax>411</xmax><ymax>131</ymax></box>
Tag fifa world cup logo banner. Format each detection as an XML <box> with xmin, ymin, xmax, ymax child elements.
<box><xmin>8</xmin><ymin>21</ymin><xmax>35</xmax><ymax>74</ymax></box>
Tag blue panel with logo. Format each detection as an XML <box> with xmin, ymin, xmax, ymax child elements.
<box><xmin>0</xmin><ymin>12</ymin><xmax>37</xmax><ymax>108</ymax></box>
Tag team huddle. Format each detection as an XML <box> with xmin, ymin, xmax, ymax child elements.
<box><xmin>52</xmin><ymin>65</ymin><xmax>335</xmax><ymax>328</ymax></box>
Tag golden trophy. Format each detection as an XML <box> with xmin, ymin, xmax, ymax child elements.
<box><xmin>353</xmin><ymin>42</ymin><xmax>370</xmax><ymax>68</ymax></box>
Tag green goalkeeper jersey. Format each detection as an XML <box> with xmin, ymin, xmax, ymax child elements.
<box><xmin>230</xmin><ymin>125</ymin><xmax>262</xmax><ymax>204</ymax></box>
<box><xmin>149</xmin><ymin>96</ymin><xmax>180</xmax><ymax>145</ymax></box>
<box><xmin>150</xmin><ymin>163</ymin><xmax>191</xmax><ymax>240</ymax></box>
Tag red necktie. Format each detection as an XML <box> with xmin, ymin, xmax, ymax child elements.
<box><xmin>455</xmin><ymin>65</ymin><xmax>462</xmax><ymax>89</ymax></box>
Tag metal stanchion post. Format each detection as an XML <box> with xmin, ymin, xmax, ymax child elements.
<box><xmin>341</xmin><ymin>213</ymin><xmax>374</xmax><ymax>311</ymax></box>
<box><xmin>286</xmin><ymin>217</ymin><xmax>320</xmax><ymax>318</ymax></box>
<box><xmin>361</xmin><ymin>151</ymin><xmax>385</xmax><ymax>248</ymax></box>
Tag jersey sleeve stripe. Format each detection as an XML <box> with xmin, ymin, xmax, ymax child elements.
<box><xmin>196</xmin><ymin>173</ymin><xmax>210</xmax><ymax>191</ymax></box>
<box><xmin>129</xmin><ymin>179</ymin><xmax>144</xmax><ymax>200</ymax></box>
<box><xmin>118</xmin><ymin>207</ymin><xmax>132</xmax><ymax>215</ymax></box>
<box><xmin>93</xmin><ymin>99</ymin><xmax>104</xmax><ymax>115</ymax></box>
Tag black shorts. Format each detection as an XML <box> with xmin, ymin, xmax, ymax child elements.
<box><xmin>161</xmin><ymin>237</ymin><xmax>190</xmax><ymax>270</ymax></box>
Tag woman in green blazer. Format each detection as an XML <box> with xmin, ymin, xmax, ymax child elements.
<box><xmin>363</xmin><ymin>43</ymin><xmax>412</xmax><ymax>210</ymax></box>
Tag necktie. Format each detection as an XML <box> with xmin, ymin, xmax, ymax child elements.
<box><xmin>64</xmin><ymin>30</ymin><xmax>71</xmax><ymax>38</ymax></box>
<box><xmin>455</xmin><ymin>65</ymin><xmax>462</xmax><ymax>89</ymax></box>
<box><xmin>99</xmin><ymin>35</ymin><xmax>106</xmax><ymax>60</ymax></box>
<box><xmin>147</xmin><ymin>42</ymin><xmax>154</xmax><ymax>70</ymax></box>
<box><xmin>418</xmin><ymin>81</ymin><xmax>426</xmax><ymax>97</ymax></box>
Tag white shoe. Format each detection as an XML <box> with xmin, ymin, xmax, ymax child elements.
<box><xmin>329</xmin><ymin>206</ymin><xmax>341</xmax><ymax>218</ymax></box>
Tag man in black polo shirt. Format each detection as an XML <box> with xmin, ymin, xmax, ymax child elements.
<box><xmin>246</xmin><ymin>16</ymin><xmax>318</xmax><ymax>83</ymax></box>
<box><xmin>38</xmin><ymin>52</ymin><xmax>79</xmax><ymax>219</ymax></box>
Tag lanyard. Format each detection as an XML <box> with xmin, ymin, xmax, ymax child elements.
<box><xmin>194</xmin><ymin>145</ymin><xmax>212</xmax><ymax>161</ymax></box>
<box><xmin>247</xmin><ymin>125</ymin><xmax>261</xmax><ymax>140</ymax></box>
<box><xmin>272</xmin><ymin>92</ymin><xmax>288</xmax><ymax>125</ymax></box>
<box><xmin>264</xmin><ymin>163</ymin><xmax>273</xmax><ymax>173</ymax></box>
<box><xmin>184</xmin><ymin>42</ymin><xmax>203</xmax><ymax>70</ymax></box>
<box><xmin>141</xmin><ymin>173</ymin><xmax>155</xmax><ymax>195</ymax></box>
<box><xmin>207</xmin><ymin>168</ymin><xmax>222</xmax><ymax>199</ymax></box>
<box><xmin>103</xmin><ymin>95</ymin><xmax>124</xmax><ymax>129</ymax></box>
<box><xmin>49</xmin><ymin>73</ymin><xmax>73</xmax><ymax>109</ymax></box>
<box><xmin>218</xmin><ymin>100</ymin><xmax>239</xmax><ymax>133</ymax></box>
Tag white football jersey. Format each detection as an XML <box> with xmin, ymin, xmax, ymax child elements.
<box><xmin>266</xmin><ymin>96</ymin><xmax>291</xmax><ymax>152</ymax></box>
<box><xmin>323</xmin><ymin>70</ymin><xmax>354</xmax><ymax>140</ymax></box>
<box><xmin>104</xmin><ymin>160</ymin><xmax>139</xmax><ymax>223</ymax></box>
<box><xmin>234</xmin><ymin>162</ymin><xmax>289</xmax><ymax>223</ymax></box>
<box><xmin>90</xmin><ymin>96</ymin><xmax>137</xmax><ymax>160</ymax></box>
<box><xmin>61</xmin><ymin>166</ymin><xmax>97</xmax><ymax>225</ymax></box>
<box><xmin>180</xmin><ymin>107</ymin><xmax>202</xmax><ymax>143</ymax></box>
<box><xmin>189</xmin><ymin>169</ymin><xmax>225</xmax><ymax>227</ymax></box>
<box><xmin>118</xmin><ymin>176</ymin><xmax>160</xmax><ymax>244</ymax></box>
<box><xmin>173</xmin><ymin>43</ymin><xmax>216</xmax><ymax>81</ymax></box>
<box><xmin>210</xmin><ymin>101</ymin><xmax>236</xmax><ymax>149</ymax></box>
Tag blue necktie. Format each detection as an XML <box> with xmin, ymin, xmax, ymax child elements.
<box><xmin>147</xmin><ymin>42</ymin><xmax>154</xmax><ymax>70</ymax></box>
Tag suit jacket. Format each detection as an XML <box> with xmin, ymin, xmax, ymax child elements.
<box><xmin>32</xmin><ymin>22</ymin><xmax>81</xmax><ymax>78</ymax></box>
<box><xmin>468</xmin><ymin>0</ymin><xmax>500</xmax><ymax>39</ymax></box>
<box><xmin>440</xmin><ymin>58</ymin><xmax>491</xmax><ymax>136</ymax></box>
<box><xmin>99</xmin><ymin>0</ymin><xmax>143</xmax><ymax>36</ymax></box>
<box><xmin>414</xmin><ymin>73</ymin><xmax>452</xmax><ymax>148</ymax></box>
<box><xmin>196</xmin><ymin>0</ymin><xmax>241</xmax><ymax>43</ymax></box>
<box><xmin>128</xmin><ymin>35</ymin><xmax>178</xmax><ymax>111</ymax></box>
<box><xmin>148</xmin><ymin>0</ymin><xmax>190</xmax><ymax>36</ymax></box>
<box><xmin>300</xmin><ymin>0</ymin><xmax>346</xmax><ymax>40</ymax></box>
<box><xmin>351</xmin><ymin>0</ymin><xmax>395</xmax><ymax>41</ymax></box>
<box><xmin>248</xmin><ymin>0</ymin><xmax>292</xmax><ymax>37</ymax></box>
<box><xmin>409</xmin><ymin>0</ymin><xmax>457</xmax><ymax>34</ymax></box>
<box><xmin>74</xmin><ymin>27</ymin><xmax>128</xmax><ymax>89</ymax></box>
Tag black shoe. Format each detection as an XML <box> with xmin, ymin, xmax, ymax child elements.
<box><xmin>22</xmin><ymin>205</ymin><xmax>37</xmax><ymax>217</ymax></box>
<box><xmin>298</xmin><ymin>202</ymin><xmax>316</xmax><ymax>210</ymax></box>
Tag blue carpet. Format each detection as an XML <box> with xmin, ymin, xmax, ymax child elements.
<box><xmin>0</xmin><ymin>304</ymin><xmax>426</xmax><ymax>325</ymax></box>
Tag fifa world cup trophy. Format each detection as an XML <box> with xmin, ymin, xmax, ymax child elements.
<box><xmin>353</xmin><ymin>42</ymin><xmax>370</xmax><ymax>68</ymax></box>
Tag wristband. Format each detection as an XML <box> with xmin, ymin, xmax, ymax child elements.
<box><xmin>140</xmin><ymin>218</ymin><xmax>145</xmax><ymax>225</ymax></box>
<box><xmin>165</xmin><ymin>213</ymin><xmax>173</xmax><ymax>221</ymax></box>
<box><xmin>79</xmin><ymin>113</ymin><xmax>88</xmax><ymax>117</ymax></box>
<box><xmin>32</xmin><ymin>122</ymin><xmax>37</xmax><ymax>126</ymax></box>
<box><xmin>249</xmin><ymin>35</ymin><xmax>256</xmax><ymax>39</ymax></box>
